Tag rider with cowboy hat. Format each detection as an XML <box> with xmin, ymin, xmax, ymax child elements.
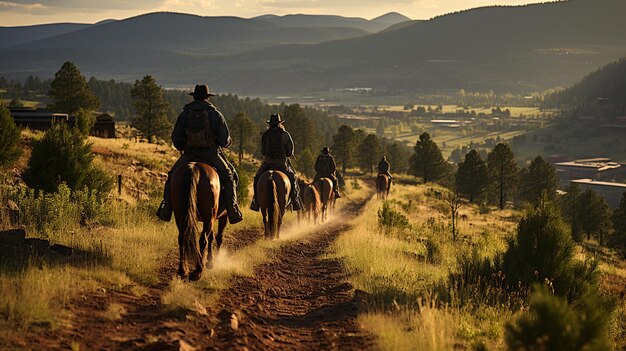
<box><xmin>314</xmin><ymin>147</ymin><xmax>341</xmax><ymax>198</ymax></box>
<box><xmin>157</xmin><ymin>84</ymin><xmax>243</xmax><ymax>224</ymax></box>
<box><xmin>250</xmin><ymin>113</ymin><xmax>303</xmax><ymax>212</ymax></box>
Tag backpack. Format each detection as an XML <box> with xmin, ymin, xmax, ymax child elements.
<box><xmin>186</xmin><ymin>109</ymin><xmax>215</xmax><ymax>148</ymax></box>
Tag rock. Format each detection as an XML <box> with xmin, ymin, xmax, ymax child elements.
<box><xmin>50</xmin><ymin>244</ymin><xmax>73</xmax><ymax>256</ymax></box>
<box><xmin>0</xmin><ymin>228</ymin><xmax>25</xmax><ymax>246</ymax></box>
<box><xmin>24</xmin><ymin>238</ymin><xmax>50</xmax><ymax>252</ymax></box>
<box><xmin>230</xmin><ymin>313</ymin><xmax>239</xmax><ymax>331</ymax></box>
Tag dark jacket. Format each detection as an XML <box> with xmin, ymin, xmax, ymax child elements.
<box><xmin>261</xmin><ymin>126</ymin><xmax>294</xmax><ymax>164</ymax></box>
<box><xmin>378</xmin><ymin>159</ymin><xmax>390</xmax><ymax>173</ymax></box>
<box><xmin>315</xmin><ymin>154</ymin><xmax>336</xmax><ymax>175</ymax></box>
<box><xmin>171</xmin><ymin>100</ymin><xmax>231</xmax><ymax>151</ymax></box>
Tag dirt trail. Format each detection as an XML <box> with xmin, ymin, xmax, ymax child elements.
<box><xmin>21</xmin><ymin>194</ymin><xmax>373</xmax><ymax>350</ymax></box>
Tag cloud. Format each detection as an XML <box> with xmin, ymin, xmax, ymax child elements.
<box><xmin>0</xmin><ymin>0</ymin><xmax>165</xmax><ymax>12</ymax></box>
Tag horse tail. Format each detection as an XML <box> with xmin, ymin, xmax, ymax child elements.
<box><xmin>181</xmin><ymin>163</ymin><xmax>202</xmax><ymax>269</ymax></box>
<box><xmin>267</xmin><ymin>172</ymin><xmax>280</xmax><ymax>236</ymax></box>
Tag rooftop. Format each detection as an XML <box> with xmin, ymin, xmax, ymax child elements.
<box><xmin>555</xmin><ymin>158</ymin><xmax>621</xmax><ymax>171</ymax></box>
<box><xmin>572</xmin><ymin>179</ymin><xmax>626</xmax><ymax>189</ymax></box>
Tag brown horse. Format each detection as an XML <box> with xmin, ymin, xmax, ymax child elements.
<box><xmin>315</xmin><ymin>177</ymin><xmax>335</xmax><ymax>222</ymax></box>
<box><xmin>171</xmin><ymin>162</ymin><xmax>228</xmax><ymax>281</ymax></box>
<box><xmin>257</xmin><ymin>170</ymin><xmax>291</xmax><ymax>239</ymax></box>
<box><xmin>297</xmin><ymin>179</ymin><xmax>322</xmax><ymax>225</ymax></box>
<box><xmin>376</xmin><ymin>174</ymin><xmax>391</xmax><ymax>200</ymax></box>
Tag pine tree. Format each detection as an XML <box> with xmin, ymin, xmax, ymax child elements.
<box><xmin>577</xmin><ymin>189</ymin><xmax>612</xmax><ymax>244</ymax></box>
<box><xmin>385</xmin><ymin>142</ymin><xmax>410</xmax><ymax>174</ymax></box>
<box><xmin>74</xmin><ymin>108</ymin><xmax>95</xmax><ymax>137</ymax></box>
<box><xmin>48</xmin><ymin>61</ymin><xmax>100</xmax><ymax>115</ymax></box>
<box><xmin>613</xmin><ymin>192</ymin><xmax>626</xmax><ymax>245</ymax></box>
<box><xmin>23</xmin><ymin>125</ymin><xmax>111</xmax><ymax>193</ymax></box>
<box><xmin>358</xmin><ymin>133</ymin><xmax>381</xmax><ymax>174</ymax></box>
<box><xmin>297</xmin><ymin>147</ymin><xmax>316</xmax><ymax>178</ymax></box>
<box><xmin>282</xmin><ymin>104</ymin><xmax>320</xmax><ymax>155</ymax></box>
<box><xmin>561</xmin><ymin>183</ymin><xmax>583</xmax><ymax>242</ymax></box>
<box><xmin>410</xmin><ymin>132</ymin><xmax>447</xmax><ymax>183</ymax></box>
<box><xmin>0</xmin><ymin>102</ymin><xmax>22</xmax><ymax>169</ymax></box>
<box><xmin>518</xmin><ymin>156</ymin><xmax>558</xmax><ymax>206</ymax></box>
<box><xmin>332</xmin><ymin>125</ymin><xmax>356</xmax><ymax>174</ymax></box>
<box><xmin>456</xmin><ymin>149</ymin><xmax>488</xmax><ymax>203</ymax></box>
<box><xmin>230</xmin><ymin>112</ymin><xmax>257</xmax><ymax>167</ymax></box>
<box><xmin>487</xmin><ymin>143</ymin><xmax>519</xmax><ymax>209</ymax></box>
<box><xmin>130</xmin><ymin>75</ymin><xmax>172</xmax><ymax>142</ymax></box>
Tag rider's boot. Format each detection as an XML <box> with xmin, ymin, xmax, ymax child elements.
<box><xmin>334</xmin><ymin>188</ymin><xmax>341</xmax><ymax>198</ymax></box>
<box><xmin>250</xmin><ymin>195</ymin><xmax>259</xmax><ymax>212</ymax></box>
<box><xmin>157</xmin><ymin>178</ymin><xmax>173</xmax><ymax>222</ymax></box>
<box><xmin>220</xmin><ymin>172</ymin><xmax>244</xmax><ymax>224</ymax></box>
<box><xmin>250</xmin><ymin>172</ymin><xmax>260</xmax><ymax>212</ymax></box>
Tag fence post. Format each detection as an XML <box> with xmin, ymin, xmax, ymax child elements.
<box><xmin>118</xmin><ymin>175</ymin><xmax>122</xmax><ymax>196</ymax></box>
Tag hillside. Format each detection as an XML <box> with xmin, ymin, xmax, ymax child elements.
<box><xmin>0</xmin><ymin>23</ymin><xmax>90</xmax><ymax>48</ymax></box>
<box><xmin>253</xmin><ymin>12</ymin><xmax>410</xmax><ymax>32</ymax></box>
<box><xmin>1</xmin><ymin>0</ymin><xmax>626</xmax><ymax>95</ymax></box>
<box><xmin>545</xmin><ymin>57</ymin><xmax>626</xmax><ymax>111</ymax></box>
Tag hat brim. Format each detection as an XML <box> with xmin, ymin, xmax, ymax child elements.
<box><xmin>189</xmin><ymin>92</ymin><xmax>216</xmax><ymax>98</ymax></box>
<box><xmin>266</xmin><ymin>120</ymin><xmax>284</xmax><ymax>124</ymax></box>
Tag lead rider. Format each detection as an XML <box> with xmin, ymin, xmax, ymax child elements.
<box><xmin>157</xmin><ymin>84</ymin><xmax>244</xmax><ymax>224</ymax></box>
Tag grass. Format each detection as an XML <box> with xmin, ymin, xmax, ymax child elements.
<box><xmin>331</xmin><ymin>182</ymin><xmax>520</xmax><ymax>349</ymax></box>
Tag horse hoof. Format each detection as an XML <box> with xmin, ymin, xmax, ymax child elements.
<box><xmin>189</xmin><ymin>270</ymin><xmax>202</xmax><ymax>281</ymax></box>
<box><xmin>206</xmin><ymin>261</ymin><xmax>214</xmax><ymax>270</ymax></box>
<box><xmin>178</xmin><ymin>268</ymin><xmax>187</xmax><ymax>279</ymax></box>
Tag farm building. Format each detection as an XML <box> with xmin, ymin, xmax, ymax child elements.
<box><xmin>92</xmin><ymin>114</ymin><xmax>116</xmax><ymax>138</ymax></box>
<box><xmin>555</xmin><ymin>158</ymin><xmax>622</xmax><ymax>187</ymax></box>
<box><xmin>571</xmin><ymin>179</ymin><xmax>626</xmax><ymax>209</ymax></box>
<box><xmin>9</xmin><ymin>108</ymin><xmax>69</xmax><ymax>130</ymax></box>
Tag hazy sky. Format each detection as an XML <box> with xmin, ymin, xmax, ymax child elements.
<box><xmin>0</xmin><ymin>0</ymin><xmax>544</xmax><ymax>26</ymax></box>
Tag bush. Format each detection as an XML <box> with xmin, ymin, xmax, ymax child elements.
<box><xmin>23</xmin><ymin>124</ymin><xmax>111</xmax><ymax>194</ymax></box>
<box><xmin>0</xmin><ymin>102</ymin><xmax>22</xmax><ymax>169</ymax></box>
<box><xmin>502</xmin><ymin>201</ymin><xmax>599</xmax><ymax>302</ymax></box>
<box><xmin>506</xmin><ymin>288</ymin><xmax>611</xmax><ymax>351</ymax></box>
<box><xmin>377</xmin><ymin>201</ymin><xmax>409</xmax><ymax>229</ymax></box>
<box><xmin>237</xmin><ymin>170</ymin><xmax>251</xmax><ymax>206</ymax></box>
<box><xmin>425</xmin><ymin>238</ymin><xmax>443</xmax><ymax>264</ymax></box>
<box><xmin>74</xmin><ymin>108</ymin><xmax>95</xmax><ymax>137</ymax></box>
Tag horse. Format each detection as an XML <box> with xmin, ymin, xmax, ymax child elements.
<box><xmin>314</xmin><ymin>177</ymin><xmax>335</xmax><ymax>222</ymax></box>
<box><xmin>376</xmin><ymin>174</ymin><xmax>391</xmax><ymax>200</ymax></box>
<box><xmin>297</xmin><ymin>179</ymin><xmax>322</xmax><ymax>225</ymax></box>
<box><xmin>257</xmin><ymin>170</ymin><xmax>291</xmax><ymax>239</ymax></box>
<box><xmin>170</xmin><ymin>162</ymin><xmax>228</xmax><ymax>281</ymax></box>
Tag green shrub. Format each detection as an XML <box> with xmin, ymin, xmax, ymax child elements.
<box><xmin>506</xmin><ymin>288</ymin><xmax>611</xmax><ymax>351</ymax></box>
<box><xmin>502</xmin><ymin>201</ymin><xmax>599</xmax><ymax>302</ymax></box>
<box><xmin>237</xmin><ymin>170</ymin><xmax>251</xmax><ymax>206</ymax></box>
<box><xmin>23</xmin><ymin>124</ymin><xmax>111</xmax><ymax>194</ymax></box>
<box><xmin>377</xmin><ymin>201</ymin><xmax>409</xmax><ymax>229</ymax></box>
<box><xmin>74</xmin><ymin>108</ymin><xmax>95</xmax><ymax>137</ymax></box>
<box><xmin>425</xmin><ymin>238</ymin><xmax>443</xmax><ymax>264</ymax></box>
<box><xmin>0</xmin><ymin>102</ymin><xmax>22</xmax><ymax>169</ymax></box>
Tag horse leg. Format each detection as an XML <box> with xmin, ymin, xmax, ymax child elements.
<box><xmin>216</xmin><ymin>215</ymin><xmax>227</xmax><ymax>255</ymax></box>
<box><xmin>207</xmin><ymin>230</ymin><xmax>215</xmax><ymax>270</ymax></box>
<box><xmin>178</xmin><ymin>233</ymin><xmax>186</xmax><ymax>278</ymax></box>
<box><xmin>262</xmin><ymin>209</ymin><xmax>269</xmax><ymax>238</ymax></box>
<box><xmin>200</xmin><ymin>221</ymin><xmax>211</xmax><ymax>269</ymax></box>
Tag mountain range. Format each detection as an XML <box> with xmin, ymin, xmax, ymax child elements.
<box><xmin>1</xmin><ymin>0</ymin><xmax>626</xmax><ymax>96</ymax></box>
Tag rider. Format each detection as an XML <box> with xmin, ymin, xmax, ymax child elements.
<box><xmin>250</xmin><ymin>113</ymin><xmax>303</xmax><ymax>212</ymax></box>
<box><xmin>157</xmin><ymin>84</ymin><xmax>243</xmax><ymax>224</ymax></box>
<box><xmin>378</xmin><ymin>156</ymin><xmax>393</xmax><ymax>181</ymax></box>
<box><xmin>314</xmin><ymin>147</ymin><xmax>341</xmax><ymax>198</ymax></box>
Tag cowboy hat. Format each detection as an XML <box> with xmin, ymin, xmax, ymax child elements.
<box><xmin>266</xmin><ymin>113</ymin><xmax>284</xmax><ymax>125</ymax></box>
<box><xmin>189</xmin><ymin>84</ymin><xmax>215</xmax><ymax>99</ymax></box>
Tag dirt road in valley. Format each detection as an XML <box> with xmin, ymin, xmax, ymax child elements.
<box><xmin>18</xmin><ymin>193</ymin><xmax>374</xmax><ymax>351</ymax></box>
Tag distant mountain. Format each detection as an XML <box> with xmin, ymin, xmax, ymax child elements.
<box><xmin>370</xmin><ymin>12</ymin><xmax>411</xmax><ymax>25</ymax></box>
<box><xmin>253</xmin><ymin>12</ymin><xmax>410</xmax><ymax>33</ymax></box>
<box><xmin>0</xmin><ymin>23</ymin><xmax>89</xmax><ymax>48</ymax></box>
<box><xmin>545</xmin><ymin>58</ymin><xmax>626</xmax><ymax>113</ymax></box>
<box><xmin>11</xmin><ymin>12</ymin><xmax>368</xmax><ymax>52</ymax></box>
<box><xmin>1</xmin><ymin>1</ymin><xmax>626</xmax><ymax>96</ymax></box>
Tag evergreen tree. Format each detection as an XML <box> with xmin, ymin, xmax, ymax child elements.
<box><xmin>230</xmin><ymin>112</ymin><xmax>257</xmax><ymax>167</ymax></box>
<box><xmin>518</xmin><ymin>156</ymin><xmax>558</xmax><ymax>206</ymax></box>
<box><xmin>130</xmin><ymin>75</ymin><xmax>172</xmax><ymax>141</ymax></box>
<box><xmin>74</xmin><ymin>108</ymin><xmax>95</xmax><ymax>137</ymax></box>
<box><xmin>456</xmin><ymin>149</ymin><xmax>488</xmax><ymax>203</ymax></box>
<box><xmin>577</xmin><ymin>189</ymin><xmax>612</xmax><ymax>244</ymax></box>
<box><xmin>410</xmin><ymin>132</ymin><xmax>447</xmax><ymax>183</ymax></box>
<box><xmin>297</xmin><ymin>147</ymin><xmax>316</xmax><ymax>178</ymax></box>
<box><xmin>358</xmin><ymin>133</ymin><xmax>381</xmax><ymax>174</ymax></box>
<box><xmin>0</xmin><ymin>102</ymin><xmax>22</xmax><ymax>169</ymax></box>
<box><xmin>385</xmin><ymin>141</ymin><xmax>410</xmax><ymax>174</ymax></box>
<box><xmin>487</xmin><ymin>143</ymin><xmax>519</xmax><ymax>209</ymax></box>
<box><xmin>282</xmin><ymin>104</ymin><xmax>320</xmax><ymax>155</ymax></box>
<box><xmin>612</xmin><ymin>192</ymin><xmax>626</xmax><ymax>245</ymax></box>
<box><xmin>23</xmin><ymin>125</ymin><xmax>111</xmax><ymax>193</ymax></box>
<box><xmin>332</xmin><ymin>125</ymin><xmax>356</xmax><ymax>174</ymax></box>
<box><xmin>48</xmin><ymin>61</ymin><xmax>100</xmax><ymax>115</ymax></box>
<box><xmin>561</xmin><ymin>183</ymin><xmax>583</xmax><ymax>242</ymax></box>
<box><xmin>506</xmin><ymin>288</ymin><xmax>610</xmax><ymax>351</ymax></box>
